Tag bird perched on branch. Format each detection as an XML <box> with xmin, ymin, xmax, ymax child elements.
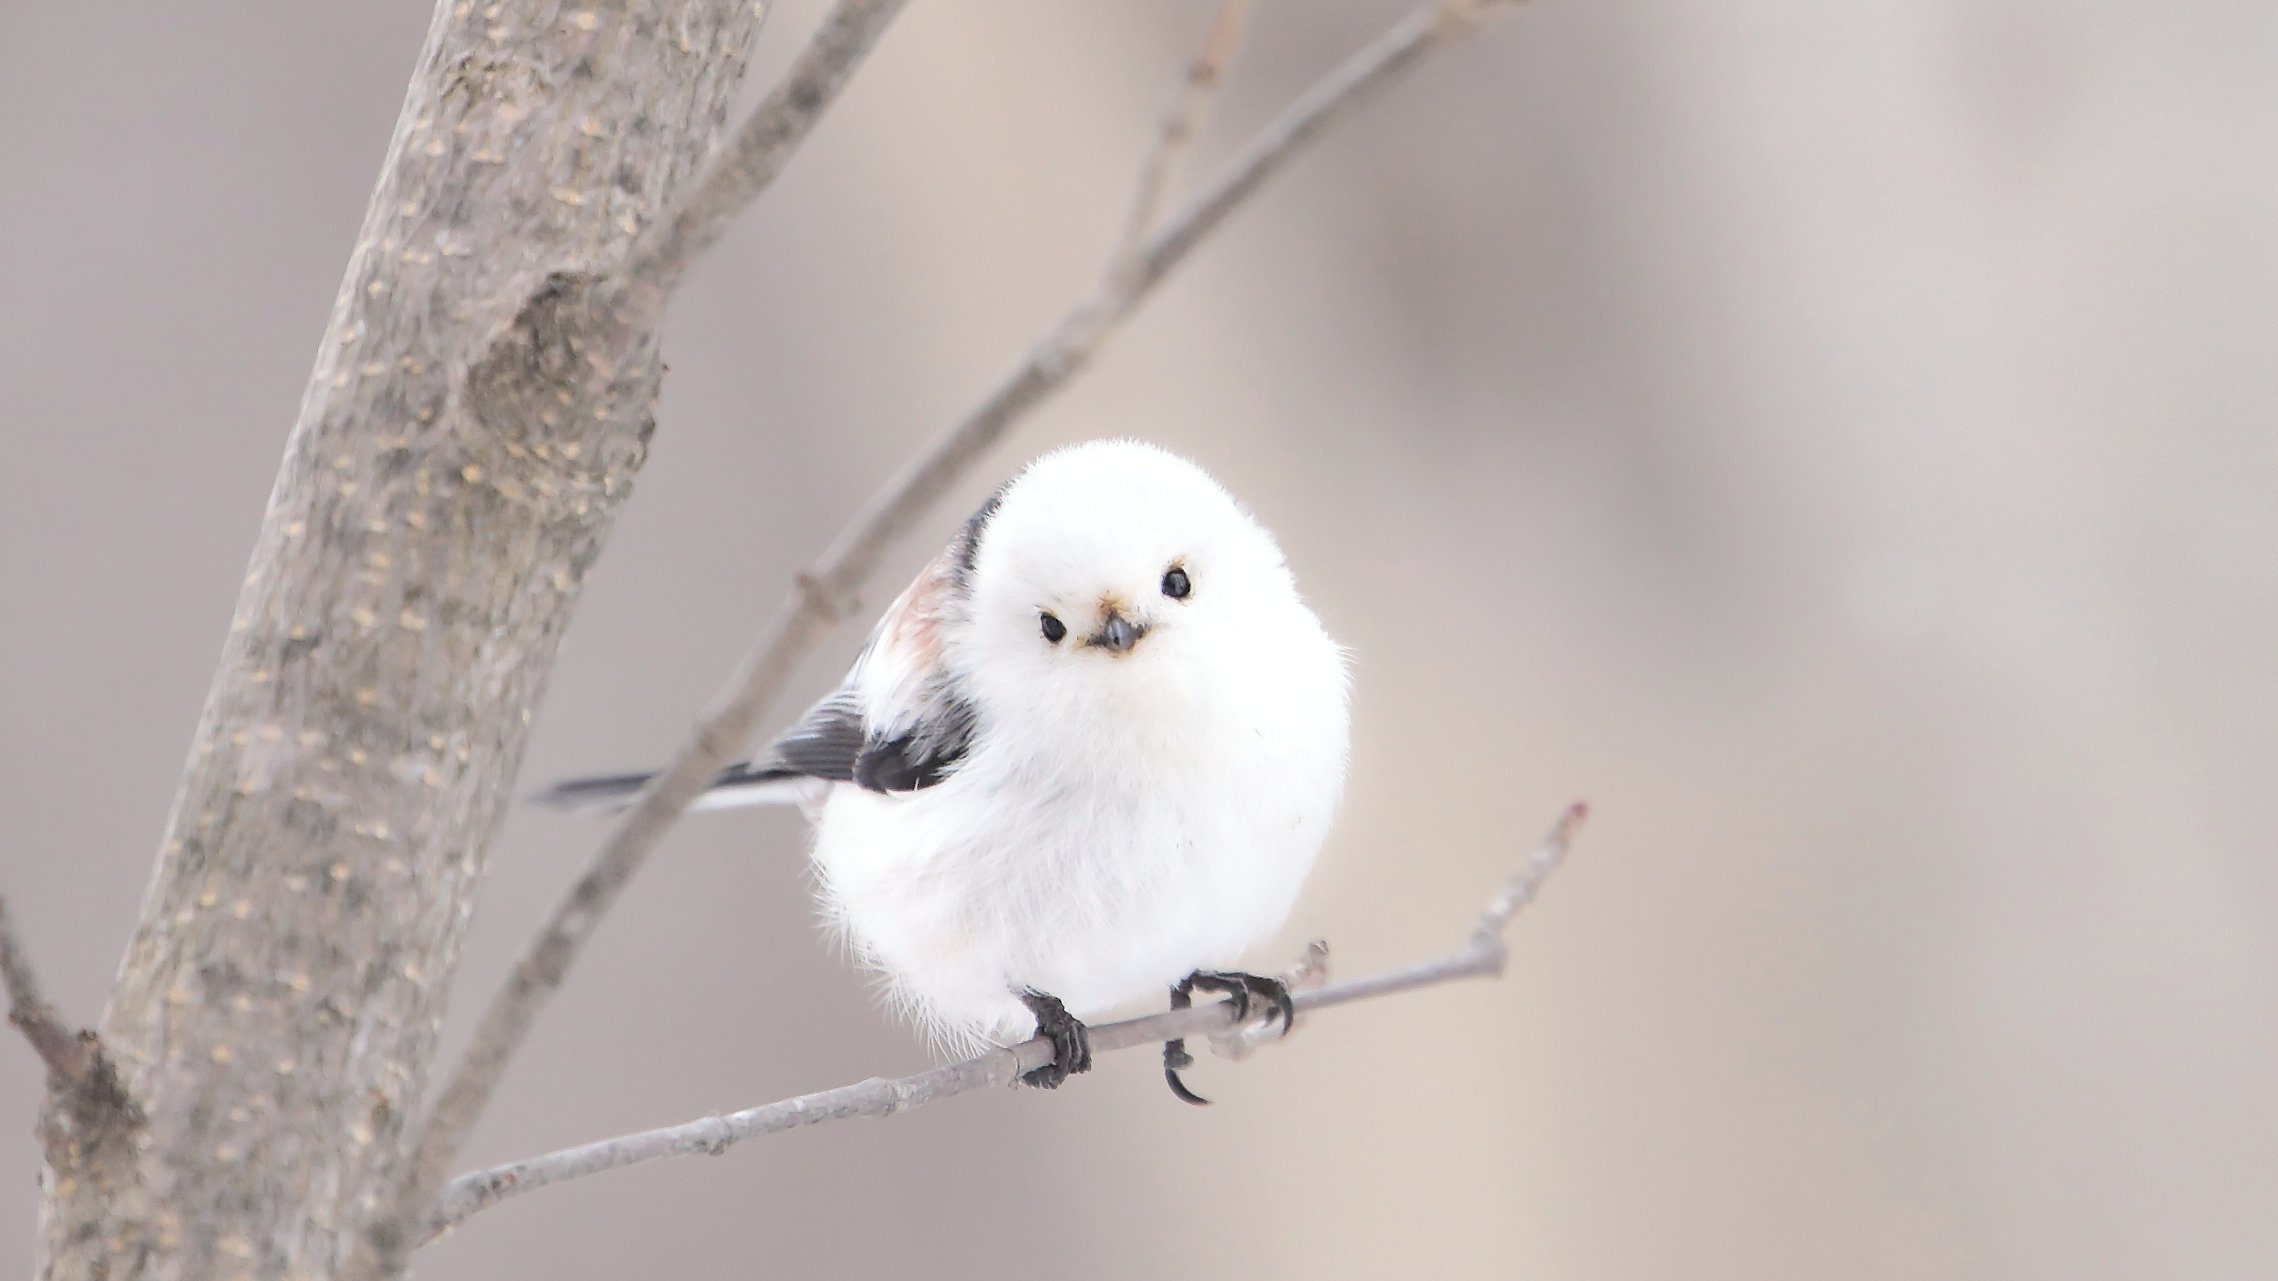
<box><xmin>543</xmin><ymin>440</ymin><xmax>1349</xmax><ymax>1101</ymax></box>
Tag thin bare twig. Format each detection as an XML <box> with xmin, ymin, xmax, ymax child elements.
<box><xmin>0</xmin><ymin>894</ymin><xmax>89</xmax><ymax>1087</ymax></box>
<box><xmin>612</xmin><ymin>0</ymin><xmax>911</xmax><ymax>329</ymax></box>
<box><xmin>409</xmin><ymin>0</ymin><xmax>1521</xmax><ymax>1242</ymax></box>
<box><xmin>427</xmin><ymin>803</ymin><xmax>1584</xmax><ymax>1239</ymax></box>
<box><xmin>1109</xmin><ymin>0</ymin><xmax>1256</xmax><ymax>279</ymax></box>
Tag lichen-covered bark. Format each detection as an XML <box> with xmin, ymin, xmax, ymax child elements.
<box><xmin>38</xmin><ymin>4</ymin><xmax>760</xmax><ymax>1278</ymax></box>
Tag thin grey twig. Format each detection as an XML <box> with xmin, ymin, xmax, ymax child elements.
<box><xmin>1476</xmin><ymin>797</ymin><xmax>1586</xmax><ymax>944</ymax></box>
<box><xmin>0</xmin><ymin>893</ymin><xmax>89</xmax><ymax>1086</ymax></box>
<box><xmin>1109</xmin><ymin>0</ymin><xmax>1255</xmax><ymax>280</ymax></box>
<box><xmin>612</xmin><ymin>0</ymin><xmax>911</xmax><ymax>328</ymax></box>
<box><xmin>410</xmin><ymin>0</ymin><xmax>1521</xmax><ymax>1247</ymax></box>
<box><xmin>426</xmin><ymin>803</ymin><xmax>1584</xmax><ymax>1239</ymax></box>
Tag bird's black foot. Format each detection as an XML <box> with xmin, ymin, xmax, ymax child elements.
<box><xmin>1017</xmin><ymin>989</ymin><xmax>1093</xmax><ymax>1089</ymax></box>
<box><xmin>1162</xmin><ymin>969</ymin><xmax>1295</xmax><ymax>1105</ymax></box>
<box><xmin>1164</xmin><ymin>981</ymin><xmax>1206</xmax><ymax>1105</ymax></box>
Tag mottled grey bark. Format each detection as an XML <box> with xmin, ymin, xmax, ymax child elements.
<box><xmin>36</xmin><ymin>4</ymin><xmax>760</xmax><ymax>1278</ymax></box>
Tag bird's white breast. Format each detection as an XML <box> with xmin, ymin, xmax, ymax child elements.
<box><xmin>807</xmin><ymin>605</ymin><xmax>1347</xmax><ymax>1055</ymax></box>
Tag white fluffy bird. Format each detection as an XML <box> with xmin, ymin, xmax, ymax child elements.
<box><xmin>545</xmin><ymin>440</ymin><xmax>1349</xmax><ymax>1099</ymax></box>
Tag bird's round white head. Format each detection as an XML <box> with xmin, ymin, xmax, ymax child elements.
<box><xmin>947</xmin><ymin>440</ymin><xmax>1312</xmax><ymax>726</ymax></box>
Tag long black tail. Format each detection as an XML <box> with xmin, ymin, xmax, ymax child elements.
<box><xmin>533</xmin><ymin>760</ymin><xmax>806</xmax><ymax>812</ymax></box>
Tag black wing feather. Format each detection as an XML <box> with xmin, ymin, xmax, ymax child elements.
<box><xmin>769</xmin><ymin>692</ymin><xmax>868</xmax><ymax>783</ymax></box>
<box><xmin>851</xmin><ymin>693</ymin><xmax>978</xmax><ymax>792</ymax></box>
<box><xmin>766</xmin><ymin>688</ymin><xmax>977</xmax><ymax>794</ymax></box>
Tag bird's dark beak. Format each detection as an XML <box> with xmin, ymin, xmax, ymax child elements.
<box><xmin>1089</xmin><ymin>609</ymin><xmax>1147</xmax><ymax>654</ymax></box>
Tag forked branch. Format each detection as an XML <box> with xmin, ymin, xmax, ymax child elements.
<box><xmin>1</xmin><ymin>892</ymin><xmax>141</xmax><ymax>1164</ymax></box>
<box><xmin>426</xmin><ymin>802</ymin><xmax>1583</xmax><ymax>1240</ymax></box>
<box><xmin>611</xmin><ymin>0</ymin><xmax>911</xmax><ymax>328</ymax></box>
<box><xmin>0</xmin><ymin>894</ymin><xmax>85</xmax><ymax>1087</ymax></box>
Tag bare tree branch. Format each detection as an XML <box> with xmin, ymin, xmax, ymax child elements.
<box><xmin>426</xmin><ymin>802</ymin><xmax>1585</xmax><ymax>1240</ymax></box>
<box><xmin>410</xmin><ymin>1</ymin><xmax>1526</xmax><ymax>1225</ymax></box>
<box><xmin>0</xmin><ymin>894</ymin><xmax>88</xmax><ymax>1087</ymax></box>
<box><xmin>1109</xmin><ymin>0</ymin><xmax>1256</xmax><ymax>279</ymax></box>
<box><xmin>611</xmin><ymin>0</ymin><xmax>911</xmax><ymax>329</ymax></box>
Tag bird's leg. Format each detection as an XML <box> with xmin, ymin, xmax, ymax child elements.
<box><xmin>1016</xmin><ymin>989</ymin><xmax>1093</xmax><ymax>1089</ymax></box>
<box><xmin>1162</xmin><ymin>969</ymin><xmax>1296</xmax><ymax>1105</ymax></box>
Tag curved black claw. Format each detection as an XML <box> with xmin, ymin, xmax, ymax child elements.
<box><xmin>1017</xmin><ymin>989</ymin><xmax>1093</xmax><ymax>1089</ymax></box>
<box><xmin>1164</xmin><ymin>981</ymin><xmax>1209</xmax><ymax>1105</ymax></box>
<box><xmin>1249</xmin><ymin>974</ymin><xmax>1297</xmax><ymax>1036</ymax></box>
<box><xmin>1161</xmin><ymin>970</ymin><xmax>1297</xmax><ymax>1105</ymax></box>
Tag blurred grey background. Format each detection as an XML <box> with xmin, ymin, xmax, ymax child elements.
<box><xmin>4</xmin><ymin>1</ymin><xmax>2274</xmax><ymax>1278</ymax></box>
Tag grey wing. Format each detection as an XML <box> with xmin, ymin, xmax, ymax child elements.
<box><xmin>766</xmin><ymin>683</ymin><xmax>977</xmax><ymax>794</ymax></box>
<box><xmin>754</xmin><ymin>647</ymin><xmax>978</xmax><ymax>795</ymax></box>
<box><xmin>766</xmin><ymin>689</ymin><xmax>869</xmax><ymax>783</ymax></box>
<box><xmin>772</xmin><ymin>491</ymin><xmax>999</xmax><ymax>793</ymax></box>
<box><xmin>537</xmin><ymin>531</ymin><xmax>990</xmax><ymax>814</ymax></box>
<box><xmin>813</xmin><ymin>544</ymin><xmax>982</xmax><ymax>793</ymax></box>
<box><xmin>844</xmin><ymin>692</ymin><xmax>976</xmax><ymax>792</ymax></box>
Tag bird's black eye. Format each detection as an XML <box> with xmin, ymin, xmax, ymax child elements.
<box><xmin>1040</xmin><ymin>612</ymin><xmax>1067</xmax><ymax>643</ymax></box>
<box><xmin>1161</xmin><ymin>566</ymin><xmax>1191</xmax><ymax>600</ymax></box>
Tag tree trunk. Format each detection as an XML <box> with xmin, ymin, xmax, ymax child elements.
<box><xmin>38</xmin><ymin>5</ymin><xmax>759</xmax><ymax>1277</ymax></box>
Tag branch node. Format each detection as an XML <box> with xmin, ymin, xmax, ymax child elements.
<box><xmin>1435</xmin><ymin>0</ymin><xmax>1524</xmax><ymax>36</ymax></box>
<box><xmin>794</xmin><ymin>570</ymin><xmax>861</xmax><ymax>624</ymax></box>
<box><xmin>1</xmin><ymin>895</ymin><xmax>145</xmax><ymax>1177</ymax></box>
<box><xmin>459</xmin><ymin>270</ymin><xmax>659</xmax><ymax>503</ymax></box>
<box><xmin>1</xmin><ymin>895</ymin><xmax>90</xmax><ymax>1087</ymax></box>
<box><xmin>697</xmin><ymin>1115</ymin><xmax>732</xmax><ymax>1156</ymax></box>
